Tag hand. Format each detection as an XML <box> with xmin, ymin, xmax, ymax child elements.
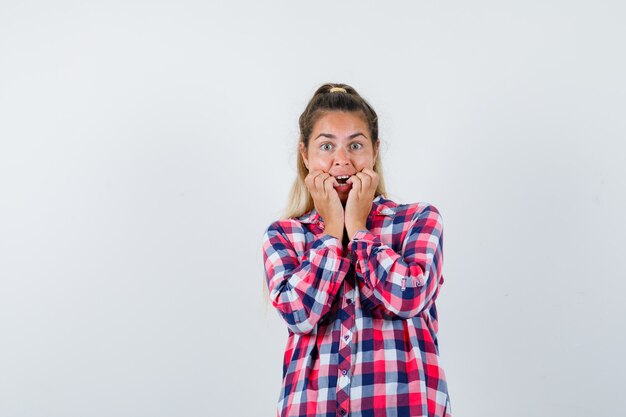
<box><xmin>303</xmin><ymin>170</ymin><xmax>345</xmax><ymax>240</ymax></box>
<box><xmin>344</xmin><ymin>168</ymin><xmax>379</xmax><ymax>240</ymax></box>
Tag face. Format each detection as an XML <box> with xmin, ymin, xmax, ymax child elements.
<box><xmin>300</xmin><ymin>111</ymin><xmax>380</xmax><ymax>204</ymax></box>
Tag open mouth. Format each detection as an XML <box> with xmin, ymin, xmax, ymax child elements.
<box><xmin>333</xmin><ymin>175</ymin><xmax>353</xmax><ymax>190</ymax></box>
<box><xmin>335</xmin><ymin>175</ymin><xmax>350</xmax><ymax>185</ymax></box>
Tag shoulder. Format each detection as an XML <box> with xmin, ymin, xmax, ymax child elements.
<box><xmin>379</xmin><ymin>196</ymin><xmax>443</xmax><ymax>223</ymax></box>
<box><xmin>265</xmin><ymin>217</ymin><xmax>302</xmax><ymax>232</ymax></box>
<box><xmin>263</xmin><ymin>218</ymin><xmax>308</xmax><ymax>244</ymax></box>
<box><xmin>413</xmin><ymin>202</ymin><xmax>442</xmax><ymax>220</ymax></box>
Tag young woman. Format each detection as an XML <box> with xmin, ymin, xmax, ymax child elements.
<box><xmin>262</xmin><ymin>83</ymin><xmax>451</xmax><ymax>417</ymax></box>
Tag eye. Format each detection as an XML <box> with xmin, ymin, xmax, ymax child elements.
<box><xmin>350</xmin><ymin>142</ymin><xmax>363</xmax><ymax>150</ymax></box>
<box><xmin>320</xmin><ymin>143</ymin><xmax>333</xmax><ymax>151</ymax></box>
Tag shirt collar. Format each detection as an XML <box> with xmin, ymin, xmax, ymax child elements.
<box><xmin>296</xmin><ymin>194</ymin><xmax>398</xmax><ymax>225</ymax></box>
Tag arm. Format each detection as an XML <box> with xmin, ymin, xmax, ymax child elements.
<box><xmin>262</xmin><ymin>221</ymin><xmax>351</xmax><ymax>334</ymax></box>
<box><xmin>349</xmin><ymin>204</ymin><xmax>444</xmax><ymax>319</ymax></box>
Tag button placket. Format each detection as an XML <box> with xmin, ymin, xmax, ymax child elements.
<box><xmin>341</xmin><ymin>287</ymin><xmax>355</xmax><ymax>345</ymax></box>
<box><xmin>335</xmin><ymin>266</ymin><xmax>356</xmax><ymax>416</ymax></box>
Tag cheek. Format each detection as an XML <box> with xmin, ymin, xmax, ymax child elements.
<box><xmin>308</xmin><ymin>153</ymin><xmax>331</xmax><ymax>169</ymax></box>
<box><xmin>355</xmin><ymin>155</ymin><xmax>376</xmax><ymax>169</ymax></box>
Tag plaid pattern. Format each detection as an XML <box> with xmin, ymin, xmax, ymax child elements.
<box><xmin>262</xmin><ymin>195</ymin><xmax>451</xmax><ymax>417</ymax></box>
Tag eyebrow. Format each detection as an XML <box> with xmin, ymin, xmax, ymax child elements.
<box><xmin>313</xmin><ymin>132</ymin><xmax>368</xmax><ymax>141</ymax></box>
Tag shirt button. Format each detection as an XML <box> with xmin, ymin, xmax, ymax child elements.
<box><xmin>346</xmin><ymin>298</ymin><xmax>352</xmax><ymax>305</ymax></box>
<box><xmin>339</xmin><ymin>410</ymin><xmax>346</xmax><ymax>416</ymax></box>
<box><xmin>342</xmin><ymin>369</ymin><xmax>348</xmax><ymax>376</ymax></box>
<box><xmin>344</xmin><ymin>334</ymin><xmax>350</xmax><ymax>341</ymax></box>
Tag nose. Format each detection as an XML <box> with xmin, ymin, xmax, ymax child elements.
<box><xmin>334</xmin><ymin>146</ymin><xmax>350</xmax><ymax>166</ymax></box>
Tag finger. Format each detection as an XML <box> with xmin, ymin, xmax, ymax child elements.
<box><xmin>347</xmin><ymin>174</ymin><xmax>362</xmax><ymax>193</ymax></box>
<box><xmin>356</xmin><ymin>172</ymin><xmax>371</xmax><ymax>191</ymax></box>
<box><xmin>314</xmin><ymin>172</ymin><xmax>331</xmax><ymax>194</ymax></box>
<box><xmin>362</xmin><ymin>168</ymin><xmax>379</xmax><ymax>184</ymax></box>
<box><xmin>306</xmin><ymin>171</ymin><xmax>324</xmax><ymax>195</ymax></box>
<box><xmin>327</xmin><ymin>174</ymin><xmax>339</xmax><ymax>187</ymax></box>
<box><xmin>360</xmin><ymin>169</ymin><xmax>379</xmax><ymax>191</ymax></box>
<box><xmin>304</xmin><ymin>174</ymin><xmax>317</xmax><ymax>193</ymax></box>
<box><xmin>309</xmin><ymin>170</ymin><xmax>325</xmax><ymax>181</ymax></box>
<box><xmin>324</xmin><ymin>175</ymin><xmax>338</xmax><ymax>195</ymax></box>
<box><xmin>306</xmin><ymin>170</ymin><xmax>321</xmax><ymax>179</ymax></box>
<box><xmin>361</xmin><ymin>167</ymin><xmax>377</xmax><ymax>176</ymax></box>
<box><xmin>304</xmin><ymin>174</ymin><xmax>314</xmax><ymax>192</ymax></box>
<box><xmin>307</xmin><ymin>170</ymin><xmax>325</xmax><ymax>182</ymax></box>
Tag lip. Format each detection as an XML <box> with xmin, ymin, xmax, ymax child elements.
<box><xmin>333</xmin><ymin>182</ymin><xmax>352</xmax><ymax>191</ymax></box>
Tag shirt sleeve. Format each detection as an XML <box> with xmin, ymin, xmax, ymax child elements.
<box><xmin>349</xmin><ymin>204</ymin><xmax>444</xmax><ymax>319</ymax></box>
<box><xmin>262</xmin><ymin>221</ymin><xmax>351</xmax><ymax>334</ymax></box>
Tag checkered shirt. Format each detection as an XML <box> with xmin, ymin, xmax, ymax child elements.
<box><xmin>262</xmin><ymin>195</ymin><xmax>451</xmax><ymax>417</ymax></box>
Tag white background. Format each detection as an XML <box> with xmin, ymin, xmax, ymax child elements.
<box><xmin>1</xmin><ymin>1</ymin><xmax>624</xmax><ymax>416</ymax></box>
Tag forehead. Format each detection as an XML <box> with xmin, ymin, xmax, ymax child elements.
<box><xmin>311</xmin><ymin>111</ymin><xmax>369</xmax><ymax>136</ymax></box>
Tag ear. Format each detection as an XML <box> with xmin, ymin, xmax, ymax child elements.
<box><xmin>299</xmin><ymin>142</ymin><xmax>309</xmax><ymax>169</ymax></box>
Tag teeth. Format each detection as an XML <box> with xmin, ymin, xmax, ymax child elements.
<box><xmin>335</xmin><ymin>175</ymin><xmax>351</xmax><ymax>187</ymax></box>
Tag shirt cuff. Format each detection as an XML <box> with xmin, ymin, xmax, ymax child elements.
<box><xmin>350</xmin><ymin>229</ymin><xmax>379</xmax><ymax>244</ymax></box>
<box><xmin>314</xmin><ymin>233</ymin><xmax>345</xmax><ymax>256</ymax></box>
